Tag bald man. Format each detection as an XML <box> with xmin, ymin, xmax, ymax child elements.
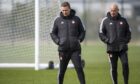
<box><xmin>99</xmin><ymin>3</ymin><xmax>131</xmax><ymax>84</ymax></box>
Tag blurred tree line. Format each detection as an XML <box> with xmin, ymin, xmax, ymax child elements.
<box><xmin>0</xmin><ymin>0</ymin><xmax>139</xmax><ymax>44</ymax></box>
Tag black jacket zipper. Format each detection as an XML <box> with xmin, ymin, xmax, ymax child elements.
<box><xmin>66</xmin><ymin>20</ymin><xmax>70</xmax><ymax>50</ymax></box>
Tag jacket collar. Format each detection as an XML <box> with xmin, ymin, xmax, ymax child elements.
<box><xmin>107</xmin><ymin>12</ymin><xmax>121</xmax><ymax>20</ymax></box>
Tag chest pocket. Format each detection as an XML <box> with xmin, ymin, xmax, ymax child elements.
<box><xmin>118</xmin><ymin>21</ymin><xmax>127</xmax><ymax>33</ymax></box>
<box><xmin>118</xmin><ymin>21</ymin><xmax>126</xmax><ymax>28</ymax></box>
<box><xmin>107</xmin><ymin>22</ymin><xmax>116</xmax><ymax>33</ymax></box>
<box><xmin>70</xmin><ymin>20</ymin><xmax>78</xmax><ymax>28</ymax></box>
<box><xmin>70</xmin><ymin>20</ymin><xmax>79</xmax><ymax>34</ymax></box>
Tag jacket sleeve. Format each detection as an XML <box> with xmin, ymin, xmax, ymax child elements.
<box><xmin>99</xmin><ymin>18</ymin><xmax>109</xmax><ymax>44</ymax></box>
<box><xmin>78</xmin><ymin>17</ymin><xmax>86</xmax><ymax>42</ymax></box>
<box><xmin>125</xmin><ymin>19</ymin><xmax>131</xmax><ymax>44</ymax></box>
<box><xmin>50</xmin><ymin>19</ymin><xmax>59</xmax><ymax>45</ymax></box>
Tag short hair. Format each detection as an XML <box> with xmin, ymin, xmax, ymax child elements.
<box><xmin>61</xmin><ymin>2</ymin><xmax>71</xmax><ymax>9</ymax></box>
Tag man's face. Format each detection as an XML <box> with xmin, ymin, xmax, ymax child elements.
<box><xmin>110</xmin><ymin>6</ymin><xmax>119</xmax><ymax>17</ymax></box>
<box><xmin>61</xmin><ymin>6</ymin><xmax>70</xmax><ymax>16</ymax></box>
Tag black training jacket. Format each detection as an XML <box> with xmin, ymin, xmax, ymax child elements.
<box><xmin>99</xmin><ymin>12</ymin><xmax>131</xmax><ymax>53</ymax></box>
<box><xmin>50</xmin><ymin>9</ymin><xmax>85</xmax><ymax>51</ymax></box>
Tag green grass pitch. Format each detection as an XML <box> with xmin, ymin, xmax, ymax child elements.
<box><xmin>0</xmin><ymin>44</ymin><xmax>139</xmax><ymax>84</ymax></box>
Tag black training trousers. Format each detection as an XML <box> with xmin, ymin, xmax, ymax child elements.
<box><xmin>58</xmin><ymin>50</ymin><xmax>85</xmax><ymax>84</ymax></box>
<box><xmin>108</xmin><ymin>51</ymin><xmax>129</xmax><ymax>84</ymax></box>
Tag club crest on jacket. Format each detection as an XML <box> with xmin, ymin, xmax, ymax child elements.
<box><xmin>109</xmin><ymin>22</ymin><xmax>113</xmax><ymax>25</ymax></box>
<box><xmin>61</xmin><ymin>21</ymin><xmax>64</xmax><ymax>24</ymax></box>
<box><xmin>72</xmin><ymin>20</ymin><xmax>75</xmax><ymax>24</ymax></box>
<box><xmin>120</xmin><ymin>21</ymin><xmax>123</xmax><ymax>25</ymax></box>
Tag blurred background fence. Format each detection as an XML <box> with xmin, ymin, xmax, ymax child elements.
<box><xmin>0</xmin><ymin>0</ymin><xmax>139</xmax><ymax>69</ymax></box>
